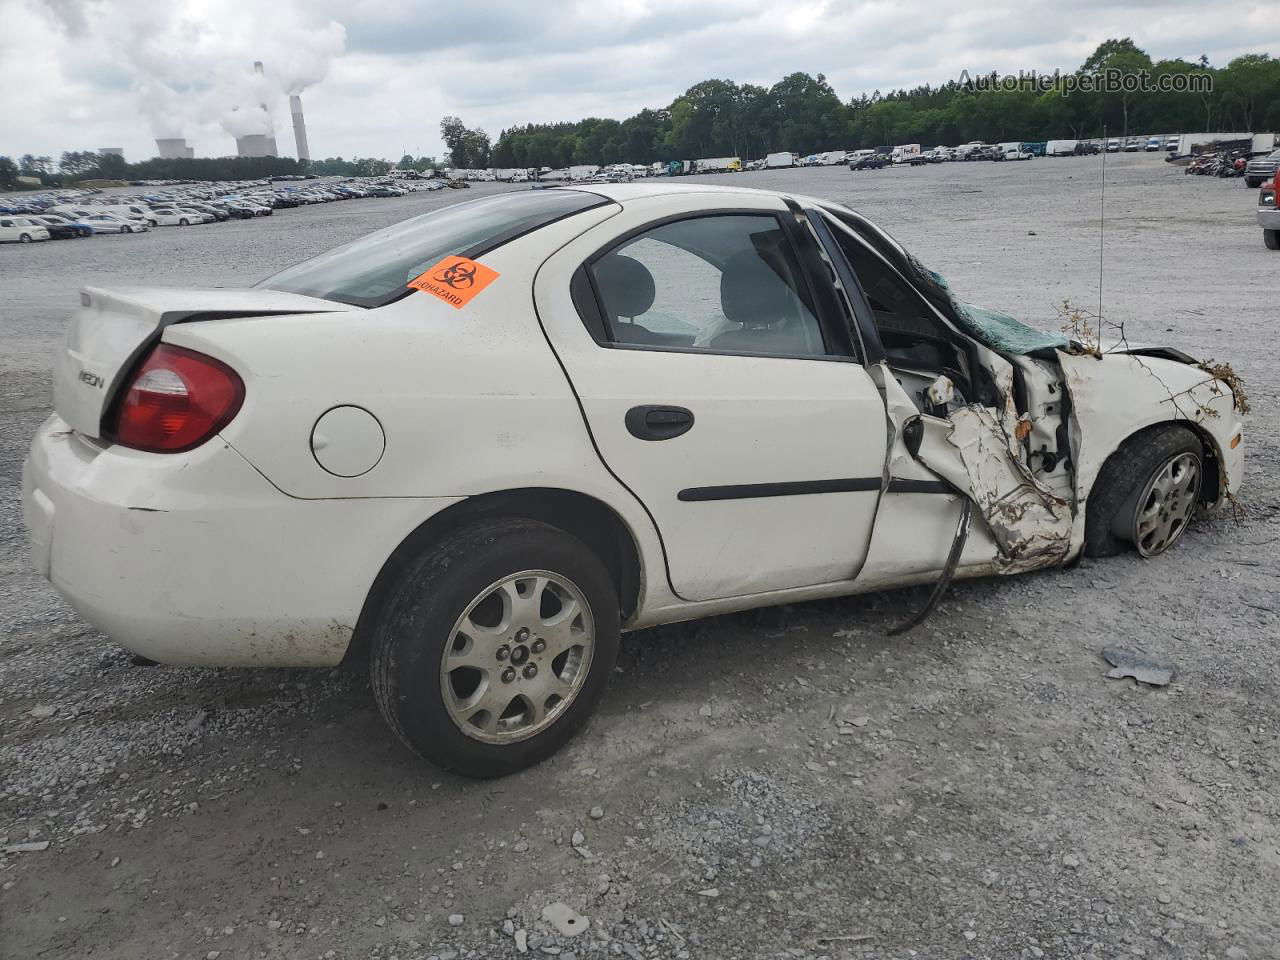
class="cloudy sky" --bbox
[1,0,1275,162]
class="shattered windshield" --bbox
[911,262,1070,356]
[258,189,609,308]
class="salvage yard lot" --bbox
[2,155,1277,959]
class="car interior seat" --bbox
[709,250,816,355]
[595,254,663,344]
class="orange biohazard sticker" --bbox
[407,255,500,308]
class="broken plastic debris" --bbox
[1101,647,1176,687]
[541,902,588,937]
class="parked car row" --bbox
[1104,135,1180,152]
[0,175,455,245]
[737,134,1185,175]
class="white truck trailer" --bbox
[891,144,922,164]
[693,157,743,173]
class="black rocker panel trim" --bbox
[677,476,955,501]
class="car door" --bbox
[807,205,1073,573]
[533,193,888,602]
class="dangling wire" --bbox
[888,498,974,636]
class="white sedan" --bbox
[0,215,51,243]
[23,184,1246,777]
[81,213,149,234]
[144,207,200,227]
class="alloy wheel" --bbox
[440,570,594,744]
[1132,452,1201,557]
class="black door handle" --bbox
[625,405,695,441]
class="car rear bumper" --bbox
[22,415,462,667]
[1257,209,1280,230]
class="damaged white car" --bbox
[23,184,1245,777]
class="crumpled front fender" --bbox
[1057,349,1241,504]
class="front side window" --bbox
[260,189,609,308]
[586,214,826,358]
[825,219,977,398]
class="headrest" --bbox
[596,254,655,319]
[720,250,798,327]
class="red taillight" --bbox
[112,343,244,452]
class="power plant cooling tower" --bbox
[235,134,277,158]
[155,138,193,159]
[234,60,279,158]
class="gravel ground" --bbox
[2,156,1277,960]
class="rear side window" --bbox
[583,214,827,358]
[259,190,609,308]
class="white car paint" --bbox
[0,216,51,242]
[23,183,1246,674]
[81,214,149,234]
[533,190,885,600]
[144,208,196,226]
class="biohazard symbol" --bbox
[407,255,500,308]
[434,261,477,289]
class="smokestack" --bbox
[290,95,311,161]
[249,61,278,156]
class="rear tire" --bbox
[1265,229,1280,250]
[370,519,620,778]
[1084,425,1203,558]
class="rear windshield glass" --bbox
[258,189,608,308]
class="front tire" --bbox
[1265,229,1280,250]
[370,519,620,778]
[1084,425,1203,558]
[19,233,31,243]
[121,225,131,233]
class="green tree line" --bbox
[485,41,1278,169]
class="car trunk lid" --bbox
[54,286,345,439]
